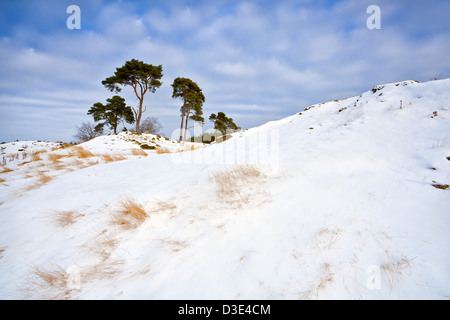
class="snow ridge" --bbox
[0,79,449,299]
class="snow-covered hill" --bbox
[0,79,449,299]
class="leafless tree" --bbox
[74,122,103,142]
[140,117,162,135]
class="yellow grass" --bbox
[156,147,170,154]
[25,172,53,191]
[31,150,47,162]
[381,256,415,293]
[212,165,266,207]
[113,197,148,229]
[27,260,123,299]
[131,149,148,156]
[0,167,13,174]
[0,178,5,184]
[102,154,127,162]
[28,264,71,300]
[47,153,66,163]
[50,211,84,228]
[156,144,201,154]
[70,146,95,159]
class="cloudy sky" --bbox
[1,0,449,142]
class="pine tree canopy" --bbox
[209,112,240,135]
[88,95,135,134]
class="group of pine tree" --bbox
[86,59,240,142]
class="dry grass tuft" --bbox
[0,247,5,259]
[81,260,124,282]
[431,183,449,190]
[86,233,119,262]
[25,172,53,191]
[47,153,66,164]
[131,149,148,156]
[0,177,5,184]
[212,165,267,208]
[148,200,177,215]
[49,211,84,228]
[101,154,127,162]
[0,166,13,174]
[156,144,201,154]
[31,150,47,162]
[25,260,123,299]
[156,147,170,154]
[300,263,335,300]
[113,197,148,229]
[381,256,415,293]
[27,264,72,300]
[70,147,95,159]
[313,228,342,250]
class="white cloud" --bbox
[1,0,450,142]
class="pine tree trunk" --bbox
[179,106,185,141]
[179,89,187,141]
[136,98,143,133]
[183,106,190,142]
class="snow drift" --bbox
[0,79,449,299]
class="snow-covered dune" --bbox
[0,79,449,299]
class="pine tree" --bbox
[88,96,135,134]
[209,112,240,136]
[102,59,163,133]
[171,77,205,141]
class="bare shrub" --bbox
[74,122,103,142]
[140,117,162,135]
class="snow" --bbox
[0,79,449,299]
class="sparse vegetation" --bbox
[381,256,415,293]
[74,122,103,142]
[70,147,95,159]
[431,183,449,190]
[49,211,84,228]
[113,197,148,229]
[212,165,267,208]
[140,144,156,150]
[131,148,148,156]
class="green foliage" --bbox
[209,112,240,135]
[102,59,163,133]
[88,95,135,134]
[102,59,163,94]
[172,77,205,141]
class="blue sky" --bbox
[1,0,449,142]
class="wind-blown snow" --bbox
[0,79,449,299]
